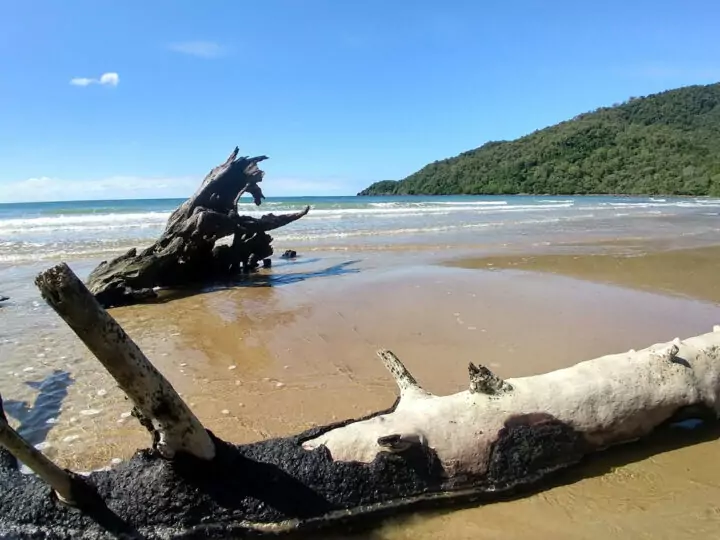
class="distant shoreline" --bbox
[356,192,713,198]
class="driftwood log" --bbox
[86,147,310,307]
[1,263,720,539]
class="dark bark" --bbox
[85,147,310,307]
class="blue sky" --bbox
[1,0,719,202]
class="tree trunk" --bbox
[1,264,719,538]
[85,147,310,307]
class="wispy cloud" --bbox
[167,40,227,58]
[0,175,196,203]
[70,72,120,87]
[0,175,353,203]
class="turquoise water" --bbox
[1,195,720,263]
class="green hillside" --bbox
[358,83,720,197]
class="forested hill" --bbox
[358,83,720,197]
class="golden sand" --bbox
[2,247,720,538]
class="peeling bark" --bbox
[85,147,310,307]
[1,264,720,538]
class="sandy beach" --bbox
[2,236,720,539]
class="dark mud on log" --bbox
[85,147,310,308]
[2,408,718,540]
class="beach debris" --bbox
[281,249,298,259]
[83,147,310,308]
[2,262,720,538]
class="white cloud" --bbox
[70,72,120,87]
[167,40,226,58]
[99,72,120,86]
[0,175,354,203]
[69,77,94,87]
[0,175,197,203]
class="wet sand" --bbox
[448,244,720,304]
[1,247,720,538]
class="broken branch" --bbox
[34,263,215,460]
[0,393,76,504]
[468,362,513,394]
[377,349,430,400]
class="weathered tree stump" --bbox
[85,147,310,307]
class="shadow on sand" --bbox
[3,369,74,447]
[144,260,362,305]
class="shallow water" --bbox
[2,194,720,262]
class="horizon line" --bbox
[0,193,363,205]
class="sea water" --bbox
[2,195,720,263]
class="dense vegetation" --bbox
[359,83,720,197]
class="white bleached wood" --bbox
[304,328,720,477]
[377,349,432,401]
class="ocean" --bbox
[2,194,720,264]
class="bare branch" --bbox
[35,263,215,460]
[0,393,76,504]
[377,349,430,399]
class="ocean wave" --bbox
[424,200,509,206]
[605,199,720,209]
[0,203,579,233]
[368,201,510,208]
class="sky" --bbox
[1,0,719,202]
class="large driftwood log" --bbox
[86,147,310,307]
[1,263,719,539]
